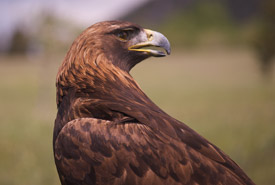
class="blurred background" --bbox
[0,0,274,184]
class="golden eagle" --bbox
[54,21,255,185]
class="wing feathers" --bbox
[54,117,250,185]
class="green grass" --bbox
[0,48,274,185]
[0,56,60,185]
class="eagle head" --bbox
[65,21,170,71]
[85,21,170,71]
[56,21,170,106]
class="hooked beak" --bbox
[128,29,171,57]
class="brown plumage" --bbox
[53,20,255,185]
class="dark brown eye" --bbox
[115,29,134,41]
[117,31,129,40]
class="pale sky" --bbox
[0,0,149,46]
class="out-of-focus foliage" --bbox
[8,28,30,54]
[254,0,275,76]
[34,14,81,54]
[5,14,80,56]
[160,1,237,47]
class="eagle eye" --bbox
[115,29,134,41]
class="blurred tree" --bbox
[158,0,238,48]
[225,0,260,22]
[254,0,275,77]
[34,13,81,55]
[5,13,80,57]
[8,28,29,55]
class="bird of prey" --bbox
[53,21,255,185]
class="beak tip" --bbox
[166,49,171,55]
[164,45,171,56]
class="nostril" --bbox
[148,34,153,41]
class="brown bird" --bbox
[53,21,255,185]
